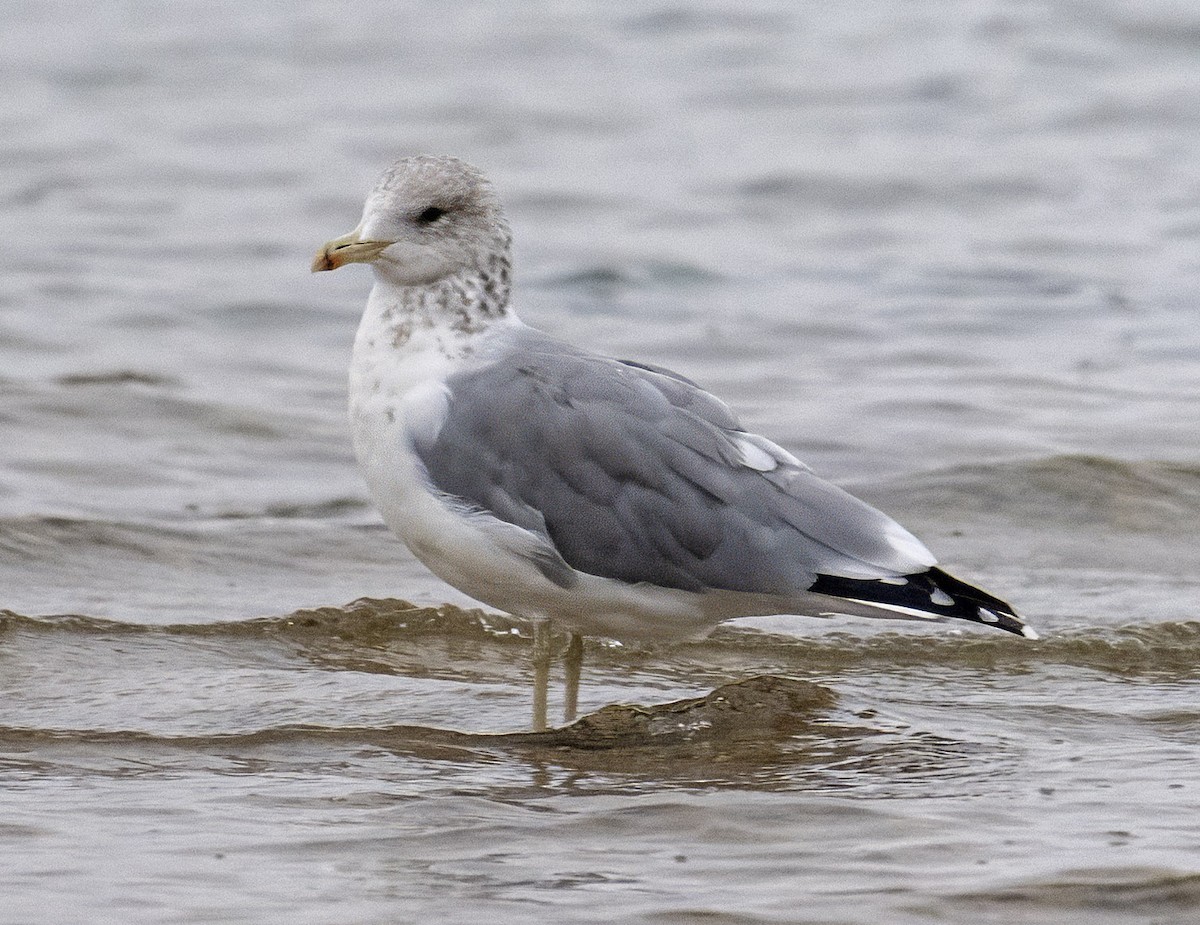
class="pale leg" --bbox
[563,633,584,724]
[531,619,552,732]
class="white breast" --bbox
[348,289,556,610]
[349,287,463,542]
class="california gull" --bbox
[313,155,1037,730]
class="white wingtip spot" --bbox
[929,588,955,606]
[1021,625,1040,640]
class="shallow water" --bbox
[3,1,1200,923]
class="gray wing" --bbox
[410,337,934,596]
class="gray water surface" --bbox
[3,2,1200,923]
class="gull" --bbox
[313,155,1037,730]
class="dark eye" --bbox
[416,206,446,224]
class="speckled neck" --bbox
[369,251,513,351]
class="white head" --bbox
[313,155,512,291]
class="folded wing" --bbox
[410,332,937,597]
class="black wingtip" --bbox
[809,566,1038,639]
[922,567,1037,638]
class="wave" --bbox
[0,672,996,794]
[7,599,1183,787]
[941,869,1200,919]
[0,674,833,750]
[5,598,1200,678]
[875,454,1200,529]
